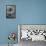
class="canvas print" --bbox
[6,5,16,18]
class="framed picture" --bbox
[6,5,16,19]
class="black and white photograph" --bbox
[6,5,16,18]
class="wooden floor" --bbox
[19,40,46,46]
[0,40,46,46]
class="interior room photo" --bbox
[0,0,46,46]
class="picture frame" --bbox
[6,5,16,19]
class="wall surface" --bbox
[0,0,46,45]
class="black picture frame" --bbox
[6,5,16,19]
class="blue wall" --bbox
[0,0,46,44]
